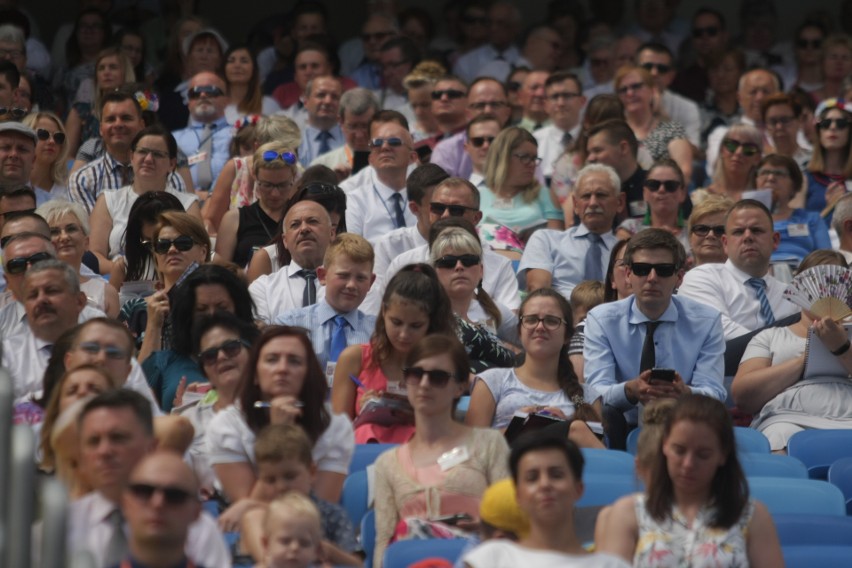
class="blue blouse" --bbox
[772,208,832,263]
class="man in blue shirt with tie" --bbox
[584,229,726,449]
[296,75,345,166]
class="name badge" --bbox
[385,381,407,396]
[787,223,810,237]
[493,197,513,210]
[437,445,470,471]
[325,362,336,387]
[629,200,647,217]
[188,151,208,165]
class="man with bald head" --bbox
[172,71,233,195]
[249,199,336,323]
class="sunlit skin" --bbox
[198,326,248,405]
[464,120,501,174]
[282,201,334,269]
[65,323,133,385]
[96,54,124,90]
[662,419,727,497]
[257,336,309,402]
[610,246,633,299]
[722,207,780,277]
[154,225,208,286]
[23,269,86,342]
[515,448,584,524]
[58,368,112,413]
[33,117,65,173]
[572,171,624,234]
[626,248,684,321]
[99,100,144,158]
[262,509,322,568]
[49,212,88,267]
[0,133,35,183]
[255,458,314,502]
[405,353,465,418]
[434,246,483,317]
[689,212,727,265]
[519,296,569,360]
[317,257,375,314]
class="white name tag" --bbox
[325,362,336,387]
[437,445,470,471]
[787,223,810,237]
[385,381,407,396]
[188,151,208,165]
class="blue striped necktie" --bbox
[746,277,775,325]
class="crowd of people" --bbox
[3,0,852,567]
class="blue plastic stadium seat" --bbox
[827,456,852,515]
[749,477,846,516]
[773,514,852,546]
[361,509,376,568]
[349,443,397,474]
[782,545,852,568]
[576,474,638,507]
[739,453,808,479]
[581,448,636,477]
[341,470,369,527]
[383,538,469,568]
[787,429,852,479]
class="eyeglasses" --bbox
[519,314,568,330]
[0,48,23,59]
[640,62,672,74]
[256,179,294,192]
[797,38,822,49]
[512,153,541,166]
[36,129,66,144]
[756,168,790,179]
[817,118,850,130]
[369,137,404,149]
[262,150,297,164]
[690,224,725,237]
[187,85,224,99]
[721,139,760,156]
[5,251,52,274]
[629,262,678,277]
[547,92,581,102]
[198,338,250,366]
[151,236,196,254]
[643,179,681,193]
[468,101,508,111]
[468,136,495,148]
[692,26,720,38]
[434,254,481,269]
[402,367,457,388]
[0,107,26,119]
[431,89,466,100]
[507,81,521,93]
[616,82,645,95]
[134,147,170,160]
[429,202,477,217]
[766,116,795,127]
[77,341,129,360]
[127,483,196,506]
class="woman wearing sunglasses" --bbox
[373,334,510,568]
[466,288,604,449]
[686,194,733,266]
[23,112,71,203]
[614,65,693,184]
[616,159,691,256]
[693,124,763,206]
[89,125,201,276]
[215,143,297,267]
[804,98,852,219]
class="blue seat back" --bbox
[349,444,397,474]
[383,538,468,568]
[581,448,636,477]
[341,470,369,527]
[788,430,852,479]
[739,453,808,479]
[576,474,638,507]
[773,514,852,546]
[783,545,852,568]
[361,509,376,568]
[827,456,852,515]
[749,477,846,516]
[626,426,769,456]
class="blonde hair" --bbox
[569,280,605,314]
[264,491,322,544]
[614,64,666,119]
[36,200,91,236]
[93,47,137,119]
[255,114,301,149]
[687,194,734,235]
[484,127,540,203]
[22,112,70,186]
[636,398,677,472]
[323,233,374,269]
[254,424,313,467]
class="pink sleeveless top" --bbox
[354,343,416,444]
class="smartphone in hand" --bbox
[650,368,676,383]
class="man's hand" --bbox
[625,370,687,404]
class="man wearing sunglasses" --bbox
[535,71,586,183]
[679,199,798,340]
[584,229,726,449]
[670,8,729,104]
[172,71,232,196]
[69,391,228,568]
[296,75,344,167]
[430,76,469,140]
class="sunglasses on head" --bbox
[77,341,129,360]
[262,150,297,164]
[431,89,466,100]
[691,224,725,237]
[469,136,495,148]
[817,118,850,130]
[403,367,458,388]
[369,137,404,149]
[0,107,26,119]
[643,179,681,193]
[429,202,476,217]
[692,26,720,38]
[722,139,760,156]
[519,314,567,330]
[151,235,196,254]
[434,253,480,269]
[640,62,672,74]
[629,262,678,277]
[36,129,66,144]
[127,482,196,506]
[303,182,340,196]
[187,85,224,99]
[5,251,52,274]
[198,338,249,366]
[797,38,822,49]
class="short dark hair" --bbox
[379,35,421,67]
[587,119,639,157]
[693,7,726,30]
[509,433,585,482]
[468,76,508,98]
[99,85,143,116]
[623,227,687,269]
[131,124,178,160]
[545,70,582,93]
[370,109,409,131]
[727,199,773,227]
[431,177,480,209]
[465,113,502,138]
[756,154,804,196]
[79,389,154,436]
[0,185,36,204]
[406,163,450,205]
[637,41,674,63]
[428,215,478,245]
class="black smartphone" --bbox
[434,513,473,525]
[650,368,676,383]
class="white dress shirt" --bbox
[248,260,327,324]
[453,44,522,84]
[534,124,581,180]
[0,301,105,340]
[372,225,427,278]
[677,259,799,340]
[67,491,230,568]
[344,168,418,244]
[661,90,701,147]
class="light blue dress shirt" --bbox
[583,295,726,424]
[275,299,376,369]
[297,124,345,167]
[172,117,232,190]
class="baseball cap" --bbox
[479,478,530,538]
[0,121,37,144]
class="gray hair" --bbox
[0,24,25,50]
[429,227,483,263]
[339,88,380,119]
[2,231,54,254]
[26,259,80,295]
[36,200,91,236]
[575,163,622,195]
[255,114,301,149]
[304,75,341,99]
[833,193,852,233]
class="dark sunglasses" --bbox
[817,118,850,130]
[302,182,340,196]
[262,150,297,164]
[0,207,36,221]
[431,89,466,100]
[616,81,645,95]
[187,85,224,99]
[0,107,26,119]
[434,254,480,269]
[797,38,822,49]
[507,81,521,93]
[469,136,495,148]
[403,367,458,388]
[629,262,678,277]
[151,236,196,254]
[430,202,477,217]
[644,179,681,193]
[198,338,249,366]
[722,139,760,156]
[691,224,725,237]
[36,129,66,144]
[692,26,720,38]
[6,251,52,274]
[77,341,129,360]
[640,62,672,74]
[369,137,404,148]
[127,482,196,506]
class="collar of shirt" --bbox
[285,259,307,279]
[316,298,360,327]
[305,123,343,143]
[627,295,678,325]
[189,117,228,130]
[103,151,129,173]
[87,490,119,522]
[469,172,484,187]
[724,258,768,285]
[371,168,408,197]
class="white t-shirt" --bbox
[463,540,630,568]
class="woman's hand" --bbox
[826,181,847,209]
[358,389,383,413]
[146,290,170,327]
[268,395,304,425]
[172,376,187,410]
[813,317,849,352]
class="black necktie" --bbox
[390,193,406,228]
[640,321,661,373]
[317,130,332,155]
[299,269,317,307]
